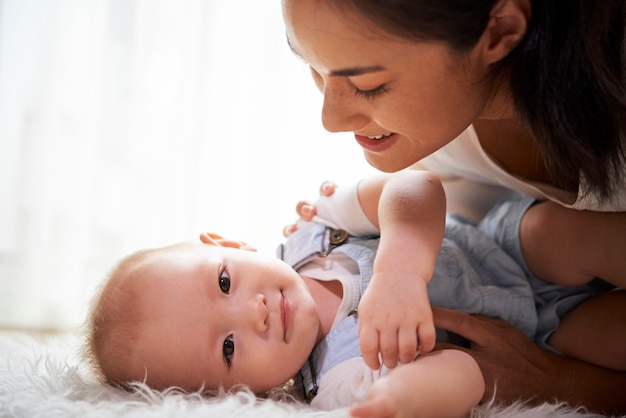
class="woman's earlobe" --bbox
[481,0,531,63]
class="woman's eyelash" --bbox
[354,84,388,99]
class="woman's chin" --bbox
[363,151,416,173]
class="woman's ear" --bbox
[199,232,257,252]
[477,0,530,65]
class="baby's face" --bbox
[123,243,320,392]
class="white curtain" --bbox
[0,0,378,329]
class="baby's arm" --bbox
[350,349,484,418]
[356,171,446,370]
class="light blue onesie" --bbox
[277,196,613,407]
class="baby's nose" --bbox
[252,293,268,333]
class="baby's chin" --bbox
[246,372,301,395]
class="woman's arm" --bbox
[350,349,484,418]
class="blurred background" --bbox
[0,0,378,330]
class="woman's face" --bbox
[283,0,495,172]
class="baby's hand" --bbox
[283,181,336,237]
[350,373,412,418]
[357,272,435,370]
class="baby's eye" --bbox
[218,268,231,294]
[223,335,235,366]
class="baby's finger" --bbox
[295,201,316,221]
[379,327,399,369]
[319,181,337,196]
[397,327,418,364]
[417,322,436,355]
[359,328,381,370]
[282,224,297,238]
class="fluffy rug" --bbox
[0,331,616,418]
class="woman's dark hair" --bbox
[339,0,626,202]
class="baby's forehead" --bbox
[125,242,266,287]
[137,242,207,267]
[123,242,223,284]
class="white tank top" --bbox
[417,125,626,212]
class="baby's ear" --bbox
[199,232,257,252]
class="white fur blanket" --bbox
[0,331,614,418]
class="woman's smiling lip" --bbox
[354,133,399,152]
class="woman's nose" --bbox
[320,82,369,133]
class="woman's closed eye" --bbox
[223,335,235,367]
[354,84,388,99]
[218,267,231,294]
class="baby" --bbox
[84,171,622,418]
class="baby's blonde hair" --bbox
[81,248,156,387]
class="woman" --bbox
[281,0,626,414]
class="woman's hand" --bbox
[432,306,626,415]
[432,307,558,404]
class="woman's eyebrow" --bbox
[329,66,385,77]
[286,36,385,77]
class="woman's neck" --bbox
[473,118,551,184]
